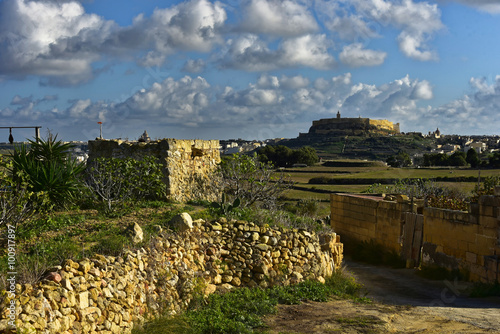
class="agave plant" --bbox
[9,133,86,209]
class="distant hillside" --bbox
[281,134,436,161]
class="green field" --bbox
[281,161,500,201]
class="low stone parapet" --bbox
[0,217,342,333]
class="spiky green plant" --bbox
[9,133,85,209]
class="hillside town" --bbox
[1,117,499,165]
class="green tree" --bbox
[387,151,412,167]
[423,153,459,167]
[9,134,85,209]
[489,151,500,167]
[258,145,318,167]
[448,151,467,167]
[292,146,319,166]
[466,148,481,168]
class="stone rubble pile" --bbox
[0,215,343,334]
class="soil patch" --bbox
[264,260,500,333]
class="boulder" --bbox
[168,212,193,232]
[44,272,62,283]
[130,223,144,244]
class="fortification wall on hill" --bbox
[301,117,399,138]
[87,139,220,202]
[0,219,343,333]
[369,119,400,133]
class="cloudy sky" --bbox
[1,0,499,142]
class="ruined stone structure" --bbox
[87,139,220,202]
[0,218,343,333]
[299,112,400,138]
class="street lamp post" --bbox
[97,122,103,139]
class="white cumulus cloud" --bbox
[440,0,500,14]
[339,43,387,67]
[135,0,226,66]
[429,75,500,134]
[315,0,444,61]
[0,0,111,84]
[220,34,335,71]
[182,59,207,73]
[0,0,227,83]
[280,35,335,69]
[240,0,318,37]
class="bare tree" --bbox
[218,153,292,208]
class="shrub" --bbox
[365,178,469,211]
[284,198,321,218]
[471,176,500,202]
[0,155,39,229]
[9,133,85,209]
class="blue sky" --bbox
[0,0,499,142]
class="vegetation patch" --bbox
[132,270,368,334]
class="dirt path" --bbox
[264,260,500,333]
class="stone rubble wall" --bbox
[0,218,343,334]
[87,139,221,202]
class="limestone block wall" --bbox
[422,192,500,283]
[0,219,342,334]
[330,190,500,283]
[369,119,400,133]
[87,139,221,202]
[330,193,411,253]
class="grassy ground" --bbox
[131,269,368,334]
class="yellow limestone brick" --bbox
[465,251,477,264]
[477,226,498,239]
[480,205,494,217]
[472,234,497,256]
[480,216,498,229]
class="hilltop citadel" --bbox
[299,111,400,138]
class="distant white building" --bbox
[225,147,243,155]
[435,144,460,154]
[465,142,487,154]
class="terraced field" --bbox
[281,161,499,201]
